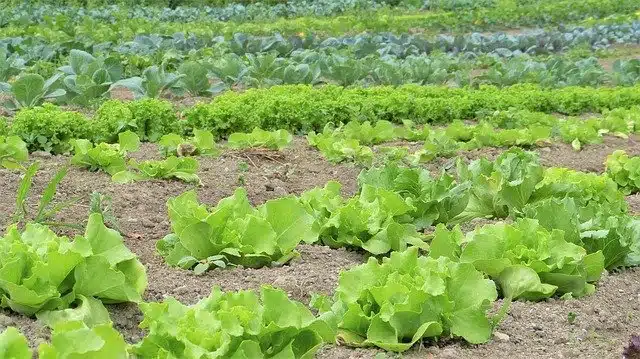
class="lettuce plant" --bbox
[131,286,335,358]
[605,150,640,195]
[158,188,317,272]
[36,295,129,358]
[158,129,219,157]
[0,327,31,358]
[308,184,427,255]
[306,133,373,165]
[430,219,604,300]
[71,131,140,175]
[0,214,146,316]
[358,164,470,229]
[453,148,543,223]
[0,136,28,170]
[228,128,293,150]
[319,247,498,352]
[112,156,201,184]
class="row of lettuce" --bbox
[1,145,640,355]
[3,51,640,108]
[2,84,640,152]
[1,0,637,40]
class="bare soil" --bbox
[0,137,639,358]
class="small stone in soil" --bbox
[494,331,510,342]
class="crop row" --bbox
[1,0,638,40]
[3,20,640,64]
[3,84,640,153]
[306,107,640,164]
[1,144,639,355]
[4,50,640,109]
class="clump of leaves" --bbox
[112,156,201,185]
[0,135,28,170]
[0,73,66,110]
[158,188,317,272]
[430,219,604,301]
[314,247,499,352]
[70,131,140,175]
[158,129,219,157]
[301,182,427,255]
[130,286,335,358]
[228,128,293,150]
[307,132,373,165]
[605,150,640,195]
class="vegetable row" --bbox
[307,107,640,164]
[4,51,640,107]
[1,0,637,40]
[4,85,640,153]
[3,21,640,66]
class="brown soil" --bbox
[0,136,639,358]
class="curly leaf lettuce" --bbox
[36,296,128,359]
[0,223,84,315]
[158,188,318,271]
[328,247,497,352]
[430,219,604,300]
[130,286,335,359]
[358,164,470,229]
[73,213,147,303]
[0,327,32,358]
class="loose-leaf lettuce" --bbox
[0,135,28,170]
[316,184,427,255]
[73,213,147,304]
[158,188,318,271]
[71,131,140,175]
[358,164,470,229]
[453,148,542,223]
[130,286,336,359]
[112,156,201,184]
[605,150,640,195]
[0,327,32,358]
[430,219,604,300]
[158,129,219,158]
[0,223,84,315]
[324,247,498,352]
[36,295,128,359]
[228,128,293,150]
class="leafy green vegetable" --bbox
[358,164,470,229]
[113,156,201,184]
[313,184,427,255]
[523,197,638,270]
[0,213,145,316]
[59,50,123,106]
[158,129,219,157]
[324,247,498,351]
[307,133,373,165]
[0,135,28,170]
[131,286,335,358]
[0,327,32,359]
[430,219,604,300]
[73,213,147,304]
[605,150,640,195]
[228,128,293,150]
[37,295,128,358]
[71,131,140,175]
[453,148,543,223]
[0,73,66,110]
[532,167,627,212]
[0,221,84,315]
[158,188,317,271]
